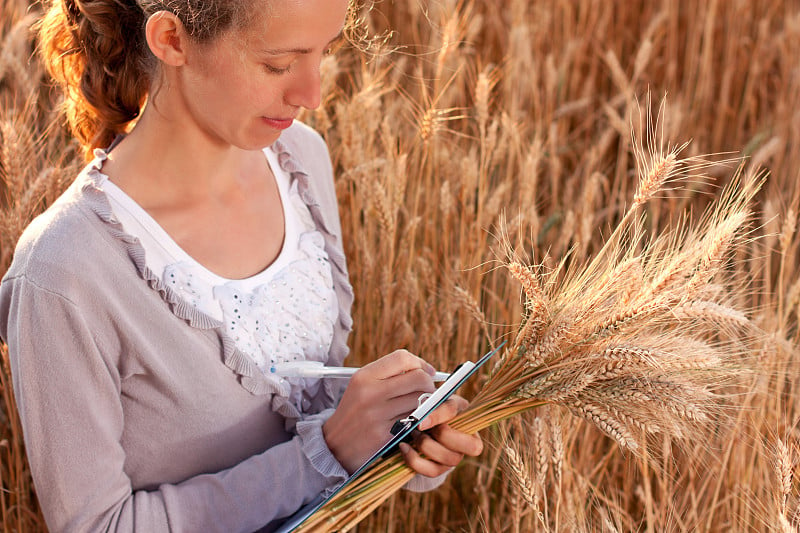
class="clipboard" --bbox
[275,341,505,532]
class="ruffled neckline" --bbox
[75,136,352,422]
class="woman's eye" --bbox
[264,63,291,75]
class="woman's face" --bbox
[171,0,349,150]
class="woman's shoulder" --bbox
[275,121,333,179]
[273,120,339,213]
[4,163,124,290]
[279,120,329,158]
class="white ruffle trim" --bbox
[163,224,338,413]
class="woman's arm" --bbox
[1,275,347,533]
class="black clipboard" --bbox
[275,342,504,532]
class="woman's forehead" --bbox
[242,0,348,43]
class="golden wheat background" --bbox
[2,0,800,531]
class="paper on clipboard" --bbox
[275,341,505,532]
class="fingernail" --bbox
[399,442,411,453]
[424,362,435,376]
[419,419,430,431]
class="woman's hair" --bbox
[37,0,248,159]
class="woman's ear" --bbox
[145,11,189,67]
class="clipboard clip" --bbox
[389,359,480,437]
[387,392,431,436]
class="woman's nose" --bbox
[286,63,322,110]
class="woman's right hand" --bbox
[322,350,437,473]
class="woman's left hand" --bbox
[397,395,483,478]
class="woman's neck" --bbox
[102,104,265,211]
[97,102,285,280]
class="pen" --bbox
[269,361,451,381]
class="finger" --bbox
[367,390,444,430]
[398,442,452,479]
[427,424,484,457]
[373,350,432,380]
[361,350,435,380]
[380,368,436,400]
[378,392,434,423]
[412,432,464,468]
[418,395,469,431]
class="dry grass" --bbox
[2,0,800,532]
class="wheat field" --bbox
[2,0,800,531]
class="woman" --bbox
[0,0,483,531]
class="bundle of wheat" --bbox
[291,116,762,532]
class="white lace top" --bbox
[102,147,338,413]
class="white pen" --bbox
[270,361,451,381]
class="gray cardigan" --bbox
[0,123,370,532]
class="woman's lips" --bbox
[262,117,295,130]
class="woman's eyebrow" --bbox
[260,32,343,55]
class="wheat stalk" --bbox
[503,444,539,509]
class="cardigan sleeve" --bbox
[0,274,347,533]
